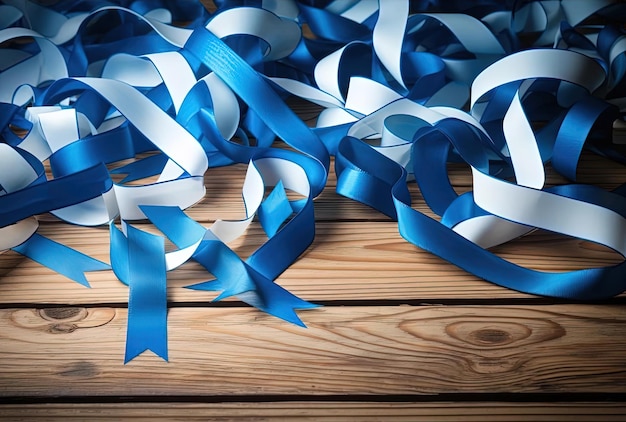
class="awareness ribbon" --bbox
[0,0,625,362]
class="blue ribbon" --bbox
[141,202,318,327]
[110,222,168,363]
[183,26,330,195]
[2,0,626,365]
[336,124,626,300]
[12,233,110,287]
[0,162,112,228]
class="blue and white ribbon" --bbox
[1,0,625,362]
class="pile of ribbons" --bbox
[1,0,625,362]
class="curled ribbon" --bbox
[1,0,625,362]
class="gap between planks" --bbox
[4,151,620,304]
[1,401,626,421]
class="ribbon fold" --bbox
[1,0,625,363]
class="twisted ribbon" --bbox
[1,0,625,362]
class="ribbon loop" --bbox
[2,0,626,364]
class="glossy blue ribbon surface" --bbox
[1,0,625,362]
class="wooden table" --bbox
[1,1,626,417]
[1,100,625,419]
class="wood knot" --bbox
[469,328,511,345]
[37,308,89,334]
[39,307,87,322]
[445,321,532,348]
[47,323,78,334]
[10,308,116,335]
[399,311,566,375]
[400,310,566,351]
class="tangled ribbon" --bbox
[1,0,625,362]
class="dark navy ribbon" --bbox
[0,161,112,229]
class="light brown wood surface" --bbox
[1,2,625,415]
[2,116,625,419]
[1,305,625,397]
[1,153,624,305]
[2,115,626,420]
[2,221,623,305]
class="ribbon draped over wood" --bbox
[1,0,625,362]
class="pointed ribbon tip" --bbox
[111,224,169,363]
[12,233,110,288]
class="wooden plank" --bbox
[1,305,625,397]
[0,221,621,304]
[34,152,626,225]
[104,159,448,224]
[35,159,451,224]
[6,150,620,305]
[1,402,625,421]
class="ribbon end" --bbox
[212,287,250,302]
[185,278,220,291]
[289,313,307,328]
[271,306,308,327]
[12,234,110,288]
[212,291,231,302]
[73,274,92,288]
[258,180,294,238]
[275,299,321,327]
[71,259,110,287]
[124,347,169,364]
[238,289,318,327]
[124,347,146,364]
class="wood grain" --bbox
[0,221,621,304]
[7,133,623,306]
[13,149,622,306]
[39,152,626,224]
[4,42,626,413]
[1,402,625,421]
[162,151,626,224]
[3,2,626,413]
[1,305,625,397]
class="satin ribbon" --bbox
[140,148,321,327]
[1,0,625,363]
[110,222,168,363]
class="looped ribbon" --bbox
[1,0,626,362]
[335,45,626,299]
